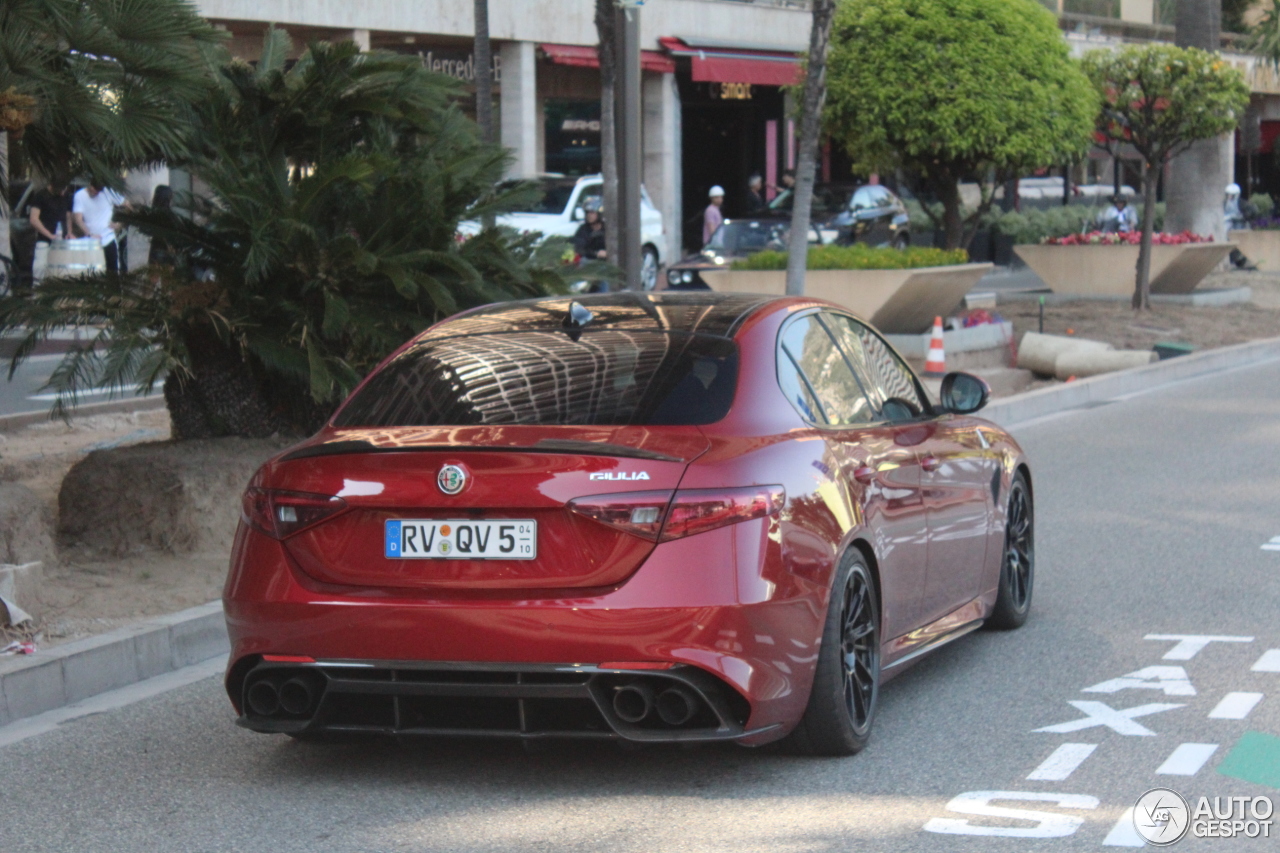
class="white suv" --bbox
[466,175,666,291]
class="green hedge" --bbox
[730,244,970,271]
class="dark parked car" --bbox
[224,291,1034,756]
[770,183,911,249]
[665,217,821,290]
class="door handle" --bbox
[853,466,875,485]
[921,456,942,473]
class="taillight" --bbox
[568,486,784,542]
[567,490,674,541]
[660,486,785,542]
[242,488,347,540]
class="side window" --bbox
[821,313,886,412]
[778,315,875,426]
[870,187,895,208]
[830,314,927,420]
[778,348,826,424]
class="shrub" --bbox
[731,244,969,271]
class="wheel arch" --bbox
[846,537,882,617]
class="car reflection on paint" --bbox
[223,291,1034,756]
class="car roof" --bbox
[424,292,782,340]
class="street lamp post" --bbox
[613,1,642,290]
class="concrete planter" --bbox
[699,263,993,334]
[1013,243,1233,297]
[1229,230,1280,272]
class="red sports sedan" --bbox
[224,292,1033,756]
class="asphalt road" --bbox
[2,357,1279,852]
[0,352,151,417]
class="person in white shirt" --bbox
[1097,194,1137,234]
[72,182,128,272]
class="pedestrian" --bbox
[27,176,73,283]
[147,185,177,267]
[1097,194,1137,234]
[71,181,128,272]
[703,186,725,246]
[573,197,608,261]
[746,174,766,215]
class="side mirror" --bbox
[939,372,990,415]
[571,207,584,222]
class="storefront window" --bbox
[545,99,602,176]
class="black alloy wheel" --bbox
[787,552,880,756]
[988,471,1034,630]
[840,563,879,734]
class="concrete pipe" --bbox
[1054,349,1157,380]
[1017,332,1112,376]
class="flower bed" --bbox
[731,244,969,271]
[1043,230,1212,246]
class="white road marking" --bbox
[1026,743,1097,781]
[923,791,1098,838]
[1252,649,1280,672]
[0,655,226,749]
[1208,691,1264,719]
[1263,544,1280,552]
[1144,634,1253,660]
[1033,701,1184,736]
[1083,666,1196,696]
[1156,743,1218,776]
[1103,808,1145,847]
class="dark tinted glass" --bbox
[499,179,578,214]
[705,221,789,253]
[334,331,738,427]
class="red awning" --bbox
[658,37,801,87]
[540,43,677,75]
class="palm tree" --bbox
[1,30,592,437]
[0,0,219,265]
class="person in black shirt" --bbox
[29,180,72,242]
[573,198,607,261]
[745,174,766,215]
[28,179,73,282]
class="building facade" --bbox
[196,0,815,258]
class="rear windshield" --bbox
[333,331,738,427]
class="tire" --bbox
[987,471,1034,630]
[786,551,880,756]
[640,246,660,291]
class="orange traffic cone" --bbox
[924,316,946,376]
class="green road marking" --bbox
[1216,731,1280,789]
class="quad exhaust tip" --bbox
[247,679,281,717]
[246,672,320,719]
[655,686,698,726]
[279,678,315,716]
[612,683,656,723]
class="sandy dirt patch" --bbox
[998,269,1280,353]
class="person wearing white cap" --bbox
[703,185,725,246]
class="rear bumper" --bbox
[234,659,779,743]
[224,520,827,745]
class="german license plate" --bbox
[384,519,537,560]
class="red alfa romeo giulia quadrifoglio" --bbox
[224,292,1033,756]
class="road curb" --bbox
[0,396,167,433]
[982,334,1280,428]
[0,601,227,727]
